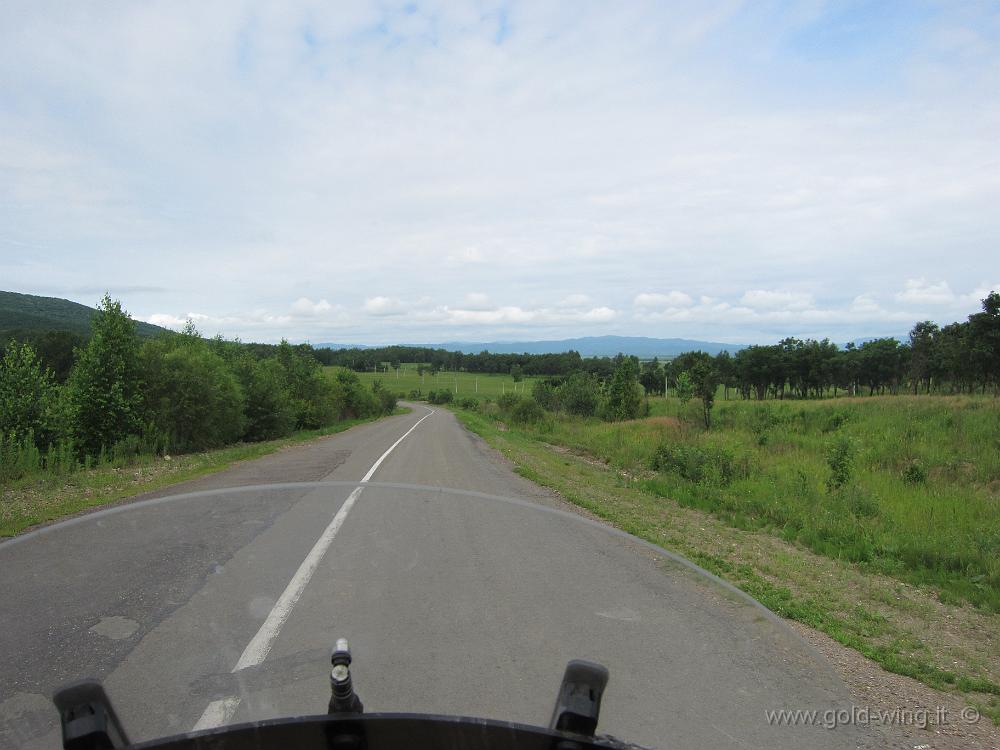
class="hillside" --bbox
[0,290,168,338]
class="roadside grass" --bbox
[452,401,1000,723]
[516,395,1000,612]
[324,364,537,399]
[0,407,409,538]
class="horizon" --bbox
[2,3,998,343]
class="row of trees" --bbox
[1,296,394,481]
[319,294,1000,397]
[480,294,1000,430]
[635,293,1000,402]
[318,345,620,379]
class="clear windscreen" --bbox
[1,482,870,749]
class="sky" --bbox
[1,1,998,346]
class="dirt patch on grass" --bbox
[641,415,682,428]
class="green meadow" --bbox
[324,364,539,399]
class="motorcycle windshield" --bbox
[2,481,868,750]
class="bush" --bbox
[826,435,855,491]
[532,379,560,411]
[601,359,642,421]
[496,392,521,412]
[510,398,545,425]
[427,389,453,405]
[334,369,378,419]
[558,372,600,417]
[457,397,479,411]
[902,459,927,484]
[141,335,245,452]
[750,404,778,446]
[407,389,423,400]
[651,439,753,486]
[371,380,397,415]
[234,356,297,441]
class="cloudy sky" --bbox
[2,1,998,345]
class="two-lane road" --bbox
[0,405,883,749]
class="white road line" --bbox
[192,696,242,731]
[192,408,433,731]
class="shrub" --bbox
[902,459,927,485]
[407,389,423,399]
[235,357,297,441]
[602,359,643,421]
[532,379,560,411]
[750,404,777,446]
[371,380,397,415]
[427,389,453,405]
[826,435,855,491]
[457,397,479,411]
[510,398,545,425]
[335,369,378,419]
[496,393,520,412]
[558,372,600,417]
[141,335,245,452]
[651,439,753,486]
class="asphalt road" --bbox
[0,405,888,749]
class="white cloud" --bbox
[580,306,617,322]
[740,290,815,310]
[958,283,999,307]
[633,291,694,308]
[362,296,406,316]
[147,313,189,330]
[895,278,955,305]
[291,297,333,316]
[3,2,999,344]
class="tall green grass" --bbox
[502,395,1000,611]
[324,365,537,399]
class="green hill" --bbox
[0,290,168,339]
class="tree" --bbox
[0,341,56,443]
[690,360,720,428]
[602,357,643,421]
[674,371,694,403]
[67,295,143,457]
[908,321,940,394]
[968,292,1000,394]
[639,357,665,396]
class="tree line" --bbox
[469,293,1000,430]
[0,296,395,483]
[316,345,620,379]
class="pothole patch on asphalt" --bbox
[89,616,139,640]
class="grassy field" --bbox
[0,408,408,538]
[451,394,1000,721]
[324,364,538,398]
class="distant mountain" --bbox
[319,335,744,357]
[0,290,169,339]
